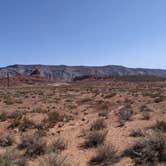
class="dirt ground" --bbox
[0,79,166,166]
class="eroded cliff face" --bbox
[0,64,166,82]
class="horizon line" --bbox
[0,64,166,70]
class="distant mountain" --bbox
[0,64,166,82]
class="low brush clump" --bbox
[0,134,14,147]
[0,112,8,122]
[89,144,119,166]
[90,118,106,131]
[124,131,166,166]
[81,130,108,149]
[118,104,133,126]
[142,112,150,120]
[9,117,35,132]
[39,154,71,166]
[0,150,27,166]
[95,101,109,111]
[151,120,166,132]
[18,133,47,157]
[7,111,23,120]
[124,121,166,165]
[129,128,144,137]
[98,110,109,118]
[33,107,48,113]
[51,138,67,153]
[0,152,13,166]
[47,111,64,125]
[140,105,153,112]
[4,96,15,105]
[81,118,108,149]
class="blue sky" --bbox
[0,0,166,68]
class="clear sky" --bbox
[0,0,166,68]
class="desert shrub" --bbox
[66,104,77,110]
[81,131,107,148]
[89,144,119,166]
[18,134,33,150]
[140,105,153,112]
[8,116,22,129]
[3,95,15,105]
[33,107,47,113]
[0,112,8,122]
[0,150,26,166]
[18,134,46,157]
[47,112,63,124]
[8,115,34,132]
[151,120,166,133]
[0,134,13,147]
[14,158,27,166]
[51,138,67,153]
[34,122,47,136]
[7,111,23,120]
[98,111,109,117]
[39,154,71,166]
[25,140,46,157]
[18,117,35,132]
[35,128,47,137]
[90,119,106,131]
[129,129,144,137]
[118,104,133,126]
[142,112,150,120]
[96,101,109,111]
[124,131,166,166]
[0,153,12,166]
